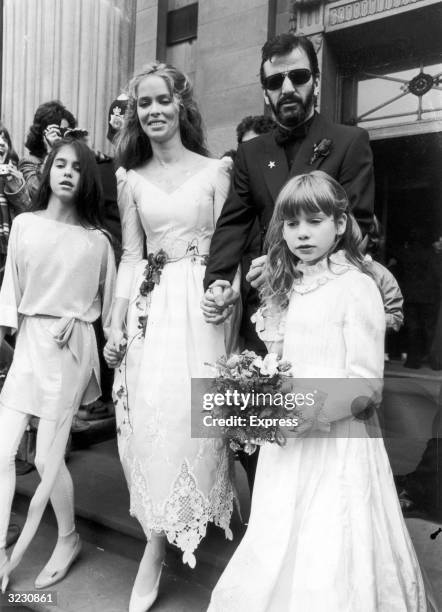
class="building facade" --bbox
[1,0,440,249]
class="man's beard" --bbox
[269,87,315,128]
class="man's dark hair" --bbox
[260,34,320,87]
[236,115,277,143]
[25,100,76,159]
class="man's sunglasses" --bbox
[263,68,312,91]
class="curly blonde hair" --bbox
[115,62,209,169]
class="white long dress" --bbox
[209,252,434,611]
[114,159,235,567]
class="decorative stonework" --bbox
[327,0,425,28]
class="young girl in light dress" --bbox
[209,171,436,611]
[0,138,116,592]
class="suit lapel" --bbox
[289,113,331,177]
[258,133,289,204]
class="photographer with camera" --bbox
[0,125,30,284]
[18,100,77,201]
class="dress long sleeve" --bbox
[252,304,286,356]
[99,236,117,338]
[213,157,233,223]
[0,219,22,331]
[317,274,385,425]
[115,168,144,299]
[204,146,259,289]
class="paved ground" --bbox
[3,360,441,611]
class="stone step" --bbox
[2,514,211,612]
[13,437,250,591]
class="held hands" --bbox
[103,328,127,368]
[201,280,239,325]
[246,255,267,289]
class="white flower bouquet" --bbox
[207,350,298,454]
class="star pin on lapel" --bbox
[268,161,276,169]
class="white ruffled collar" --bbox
[293,250,356,294]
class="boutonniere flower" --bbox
[310,138,332,164]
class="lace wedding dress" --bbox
[113,158,235,567]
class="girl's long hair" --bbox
[32,138,105,231]
[115,62,209,169]
[262,170,366,310]
[0,124,19,165]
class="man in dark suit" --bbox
[203,33,374,310]
[202,33,375,486]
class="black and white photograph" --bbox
[0,0,440,610]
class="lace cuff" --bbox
[251,306,286,343]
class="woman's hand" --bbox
[3,165,25,193]
[201,281,237,325]
[103,328,127,368]
[43,124,63,152]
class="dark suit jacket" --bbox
[204,113,374,289]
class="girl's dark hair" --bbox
[25,100,76,159]
[32,138,105,231]
[0,124,19,165]
[262,170,366,310]
[115,62,209,169]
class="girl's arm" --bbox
[313,275,386,428]
[99,236,117,339]
[0,218,22,334]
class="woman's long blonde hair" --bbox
[261,171,366,310]
[115,62,209,169]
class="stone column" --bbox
[134,0,167,72]
[195,0,270,156]
[2,0,136,157]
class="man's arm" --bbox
[204,145,258,290]
[339,128,374,237]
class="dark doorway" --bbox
[371,132,442,259]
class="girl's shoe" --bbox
[34,534,81,589]
[128,564,163,612]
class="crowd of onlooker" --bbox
[0,99,440,377]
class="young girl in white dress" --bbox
[209,171,435,611]
[0,138,116,592]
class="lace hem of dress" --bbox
[128,453,234,568]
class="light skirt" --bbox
[209,418,436,611]
[114,259,235,567]
[0,314,100,573]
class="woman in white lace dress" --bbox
[104,63,235,612]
